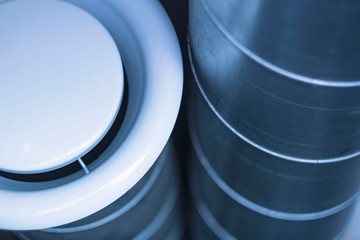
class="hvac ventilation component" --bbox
[188,0,360,160]
[188,148,354,240]
[341,200,360,240]
[187,0,360,238]
[0,0,183,238]
[187,84,357,239]
[188,85,360,213]
[15,143,182,240]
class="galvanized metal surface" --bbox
[340,201,360,240]
[188,144,355,240]
[189,84,360,214]
[188,0,360,160]
[202,0,360,81]
[16,143,183,240]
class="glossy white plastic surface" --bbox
[0,0,124,173]
[0,0,182,230]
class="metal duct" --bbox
[188,84,357,239]
[187,0,360,238]
[188,0,360,159]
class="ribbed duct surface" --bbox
[187,0,360,239]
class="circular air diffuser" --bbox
[0,0,183,231]
[0,0,124,174]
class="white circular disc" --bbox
[0,0,182,230]
[0,0,124,173]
